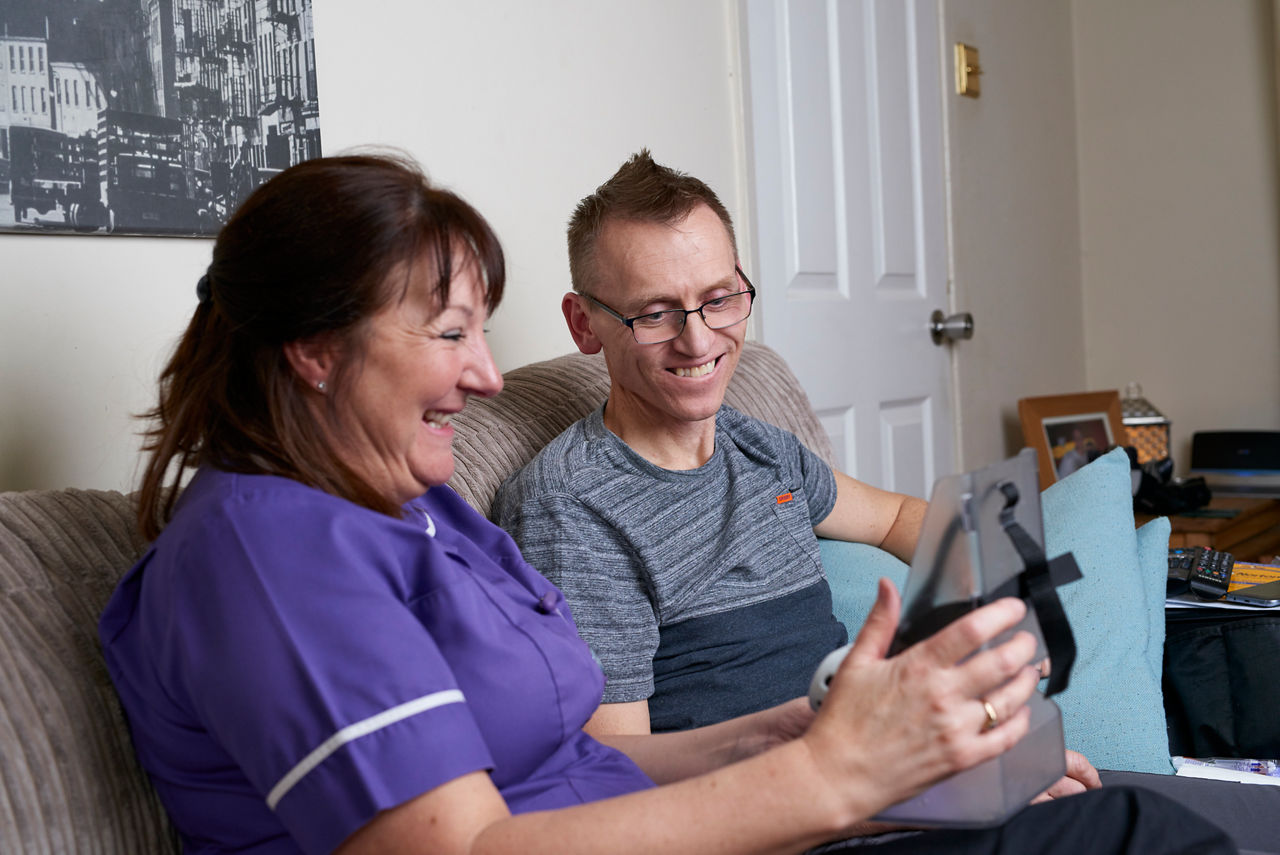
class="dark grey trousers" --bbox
[1100,769,1278,855]
[809,780,1241,854]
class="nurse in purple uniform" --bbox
[99,154,1230,855]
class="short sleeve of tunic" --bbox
[100,470,643,854]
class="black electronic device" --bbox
[1190,431,1280,496]
[1223,579,1280,607]
[1167,546,1234,600]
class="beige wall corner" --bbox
[941,0,1088,472]
[1074,0,1280,474]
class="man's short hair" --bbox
[567,149,737,294]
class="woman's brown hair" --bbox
[136,153,505,539]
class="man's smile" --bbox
[672,357,718,378]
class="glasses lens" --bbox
[632,312,684,344]
[629,290,755,344]
[701,291,752,329]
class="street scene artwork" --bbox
[0,0,322,236]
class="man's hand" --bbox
[1031,749,1101,803]
[730,697,815,760]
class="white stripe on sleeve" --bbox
[266,688,466,810]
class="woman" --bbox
[100,154,1230,855]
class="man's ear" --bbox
[562,292,603,355]
[283,334,338,392]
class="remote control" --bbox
[1167,546,1233,600]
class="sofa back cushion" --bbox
[448,341,836,516]
[0,488,178,853]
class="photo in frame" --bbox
[0,0,322,237]
[1018,391,1126,491]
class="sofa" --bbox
[0,341,1182,852]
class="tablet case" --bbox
[810,449,1082,827]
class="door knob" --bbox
[929,310,974,345]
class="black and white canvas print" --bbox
[0,0,322,236]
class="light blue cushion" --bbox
[820,539,908,635]
[820,447,1173,775]
[1135,517,1171,687]
[1042,447,1174,774]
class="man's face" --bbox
[585,203,747,431]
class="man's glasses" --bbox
[585,266,757,345]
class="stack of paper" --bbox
[1166,562,1280,610]
[1174,757,1280,786]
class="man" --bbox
[493,150,926,736]
[494,151,1280,852]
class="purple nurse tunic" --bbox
[99,468,653,854]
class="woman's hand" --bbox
[802,578,1041,825]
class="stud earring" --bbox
[316,381,327,392]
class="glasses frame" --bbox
[584,266,758,345]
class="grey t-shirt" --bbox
[493,405,847,731]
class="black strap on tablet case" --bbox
[989,481,1079,697]
[889,480,1081,697]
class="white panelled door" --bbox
[744,0,957,498]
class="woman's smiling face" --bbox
[329,256,503,505]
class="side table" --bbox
[1138,496,1280,563]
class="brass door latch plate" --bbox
[955,43,982,98]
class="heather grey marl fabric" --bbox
[492,405,845,725]
[0,488,179,854]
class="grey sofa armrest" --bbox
[0,488,179,854]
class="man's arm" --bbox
[812,470,927,564]
[585,699,651,737]
[586,698,816,784]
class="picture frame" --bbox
[1017,390,1126,491]
[0,0,322,237]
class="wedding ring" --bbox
[982,700,999,731]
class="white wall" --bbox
[941,0,1089,470]
[0,0,745,493]
[6,0,1277,494]
[0,237,204,491]
[942,0,1280,476]
[1074,0,1280,473]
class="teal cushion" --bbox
[820,539,908,635]
[1042,447,1174,774]
[820,447,1173,775]
[1135,516,1171,687]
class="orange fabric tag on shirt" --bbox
[776,492,794,504]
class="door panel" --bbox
[745,0,954,498]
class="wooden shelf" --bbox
[1138,497,1280,563]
